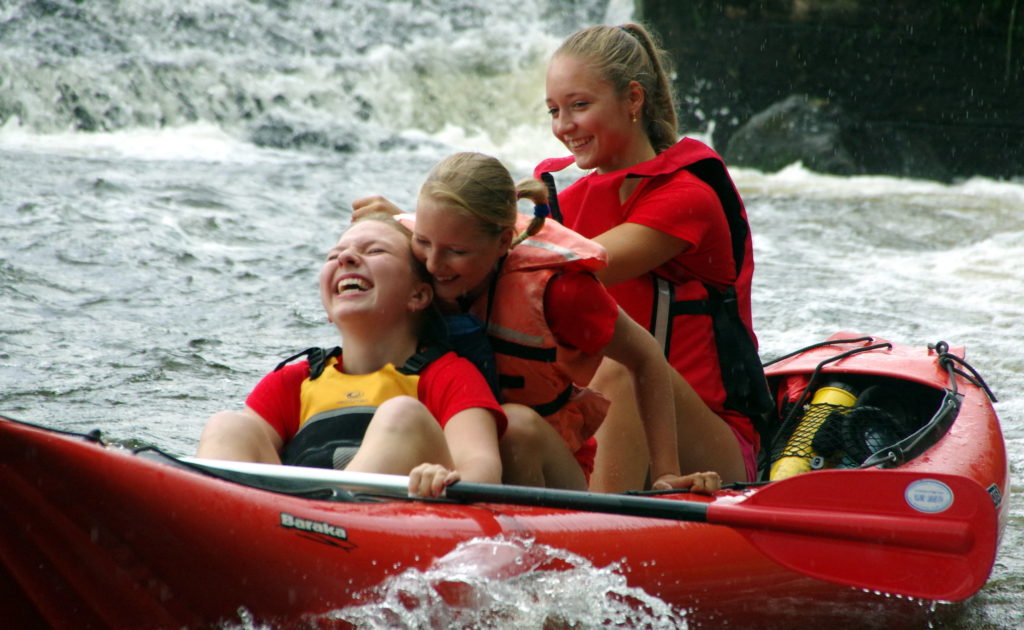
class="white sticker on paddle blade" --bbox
[905,479,954,514]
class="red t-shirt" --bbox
[544,271,618,354]
[246,351,507,442]
[620,171,736,288]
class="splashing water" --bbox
[327,537,688,629]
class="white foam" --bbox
[732,161,1024,208]
[0,120,300,165]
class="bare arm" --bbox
[408,407,501,498]
[598,309,681,485]
[592,223,690,287]
[442,407,503,485]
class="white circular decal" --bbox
[905,479,954,514]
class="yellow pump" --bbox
[769,383,858,480]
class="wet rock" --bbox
[641,1,1023,179]
[724,95,951,180]
[724,95,859,175]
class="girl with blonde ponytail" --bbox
[539,23,768,490]
[510,177,549,247]
[363,151,720,494]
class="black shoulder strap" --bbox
[274,346,342,380]
[397,343,448,375]
[539,171,564,223]
[685,157,748,275]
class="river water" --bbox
[1,1,1021,628]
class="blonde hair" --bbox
[554,23,678,154]
[418,152,548,249]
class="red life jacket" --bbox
[535,138,772,449]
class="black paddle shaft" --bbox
[445,482,710,523]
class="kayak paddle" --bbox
[182,458,998,602]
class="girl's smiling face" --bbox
[319,219,430,324]
[545,53,646,174]
[411,197,512,303]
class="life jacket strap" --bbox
[653,280,773,419]
[275,346,342,380]
[493,377,573,418]
[396,343,447,374]
[531,384,574,418]
[489,336,558,362]
[275,343,443,380]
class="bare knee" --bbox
[498,404,585,489]
[368,396,435,435]
[349,396,447,474]
[198,411,240,442]
[499,404,549,453]
[196,410,281,463]
[199,411,253,447]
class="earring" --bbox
[631,112,638,124]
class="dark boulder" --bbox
[640,0,1022,180]
[724,95,858,175]
[725,95,950,180]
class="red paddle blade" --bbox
[708,470,1000,601]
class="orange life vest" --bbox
[401,212,611,452]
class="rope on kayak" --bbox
[767,341,893,462]
[931,340,998,402]
[764,338,998,475]
[761,335,876,368]
[812,395,919,468]
[760,336,1004,475]
[0,413,111,444]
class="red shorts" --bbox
[574,436,598,483]
[728,423,758,482]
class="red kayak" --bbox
[0,334,1009,629]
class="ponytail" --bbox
[511,178,549,248]
[620,24,678,153]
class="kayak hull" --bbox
[0,334,1009,628]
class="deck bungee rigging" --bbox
[761,336,997,477]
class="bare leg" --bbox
[669,370,747,484]
[196,409,283,464]
[588,358,650,493]
[499,404,587,490]
[345,396,453,474]
[588,358,750,492]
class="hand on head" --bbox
[408,462,460,498]
[352,195,403,221]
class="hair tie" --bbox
[533,203,550,218]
